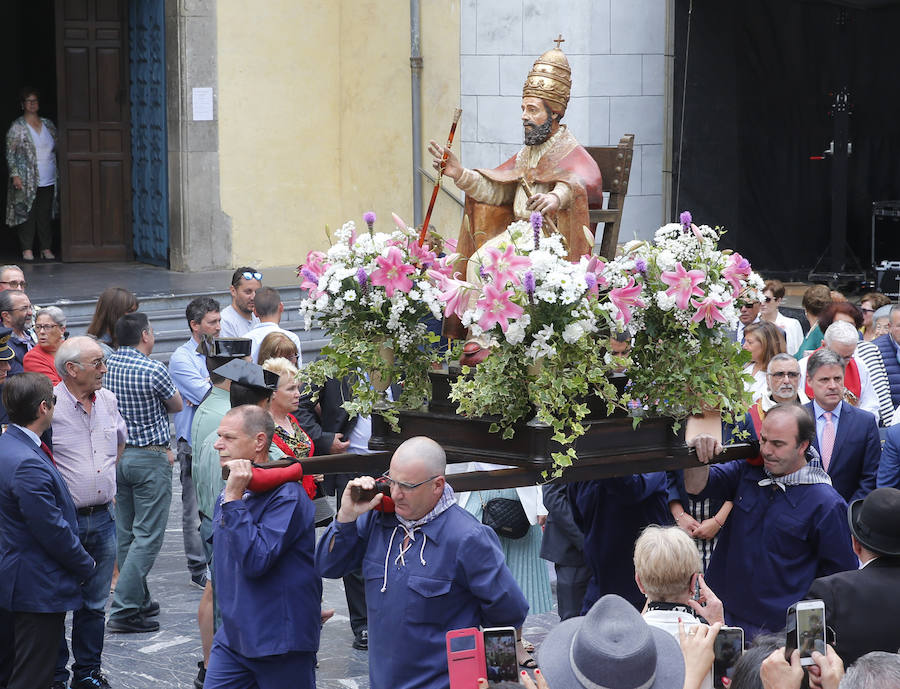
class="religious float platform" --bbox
[301,371,756,490]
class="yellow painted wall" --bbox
[218,1,462,268]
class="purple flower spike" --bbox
[524,270,536,296]
[479,264,488,281]
[680,210,692,230]
[300,268,319,285]
[530,211,543,249]
[363,211,376,236]
[584,272,597,291]
[634,258,647,274]
[356,267,368,288]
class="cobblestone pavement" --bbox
[72,469,560,688]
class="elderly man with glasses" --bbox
[49,337,126,689]
[0,290,34,375]
[0,265,26,292]
[316,436,528,689]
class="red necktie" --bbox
[40,441,56,466]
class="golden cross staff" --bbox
[521,177,560,235]
[419,108,463,247]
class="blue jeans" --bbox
[110,447,172,619]
[55,504,117,682]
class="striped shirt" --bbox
[51,381,127,508]
[104,346,176,447]
[856,339,893,426]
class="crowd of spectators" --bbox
[1,265,899,689]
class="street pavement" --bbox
[73,469,559,688]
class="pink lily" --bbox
[392,212,409,232]
[476,283,524,332]
[691,296,730,328]
[299,250,329,299]
[722,253,752,298]
[584,255,609,294]
[428,271,476,320]
[429,254,460,281]
[660,261,706,310]
[608,277,646,325]
[408,239,437,267]
[483,244,532,287]
[443,238,458,253]
[370,247,416,297]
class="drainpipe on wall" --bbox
[410,0,423,227]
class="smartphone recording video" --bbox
[482,627,518,686]
[795,599,826,666]
[713,626,744,689]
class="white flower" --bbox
[343,290,357,302]
[505,320,526,345]
[655,291,677,311]
[562,322,585,344]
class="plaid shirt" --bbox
[104,346,177,447]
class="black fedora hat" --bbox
[196,336,251,358]
[848,487,900,557]
[538,594,684,689]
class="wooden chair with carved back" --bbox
[586,134,635,259]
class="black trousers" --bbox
[554,563,592,622]
[9,611,65,689]
[0,608,14,688]
[16,184,54,252]
[334,473,368,635]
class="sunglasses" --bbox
[240,271,262,282]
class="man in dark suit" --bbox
[0,372,95,689]
[540,483,591,620]
[804,348,880,502]
[806,487,900,666]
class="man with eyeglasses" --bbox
[0,265,26,292]
[0,372,95,689]
[220,267,262,338]
[316,436,528,689]
[48,337,126,689]
[0,290,34,375]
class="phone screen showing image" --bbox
[713,627,744,689]
[796,603,826,665]
[482,627,518,685]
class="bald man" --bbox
[316,436,528,689]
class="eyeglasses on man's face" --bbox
[75,357,106,370]
[33,323,61,332]
[380,471,438,491]
[0,280,26,289]
[768,371,799,379]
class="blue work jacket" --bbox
[212,481,321,658]
[692,460,858,635]
[316,505,529,689]
[568,473,670,612]
[0,425,94,612]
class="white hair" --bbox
[823,320,859,347]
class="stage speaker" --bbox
[876,260,900,297]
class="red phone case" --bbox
[446,627,486,689]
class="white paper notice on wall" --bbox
[192,87,214,121]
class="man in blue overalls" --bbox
[316,436,529,689]
[204,405,321,689]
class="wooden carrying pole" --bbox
[419,108,462,246]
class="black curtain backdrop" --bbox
[673,0,900,278]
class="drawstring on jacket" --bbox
[380,524,429,593]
